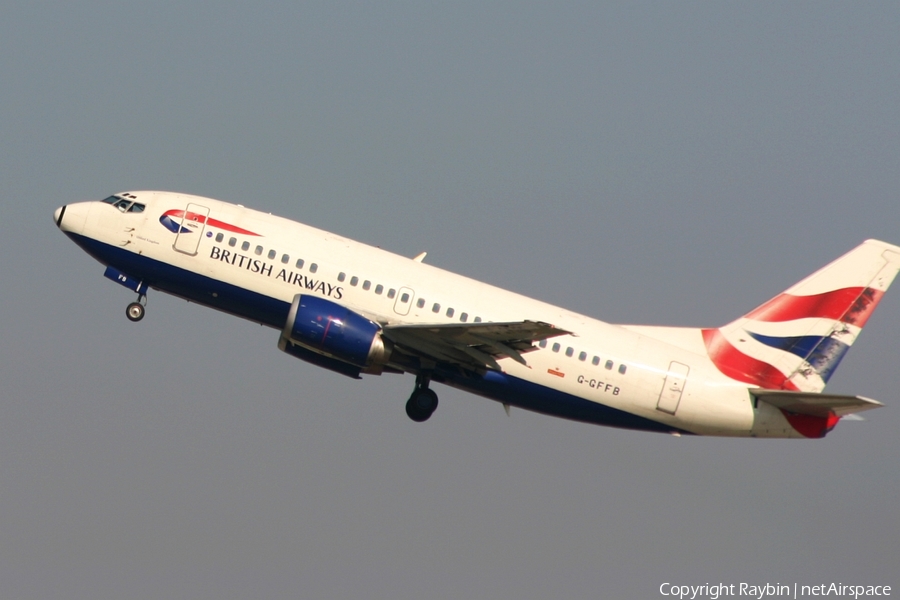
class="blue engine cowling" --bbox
[279,294,392,375]
[278,336,365,379]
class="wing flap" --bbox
[750,388,884,418]
[383,320,570,371]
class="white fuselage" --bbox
[54,191,831,438]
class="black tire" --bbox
[126,302,145,322]
[405,388,438,422]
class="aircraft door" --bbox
[656,361,690,415]
[393,287,415,316]
[173,203,210,256]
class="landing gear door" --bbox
[656,361,690,415]
[173,203,210,256]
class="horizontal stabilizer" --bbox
[839,413,866,421]
[750,388,884,418]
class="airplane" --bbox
[53,191,900,438]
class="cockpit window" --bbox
[101,195,144,213]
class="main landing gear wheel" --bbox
[126,302,145,322]
[406,387,438,422]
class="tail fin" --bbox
[703,240,900,392]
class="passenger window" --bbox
[417,298,425,308]
[432,303,440,313]
[350,276,359,286]
[400,292,409,303]
[255,245,263,256]
[388,289,396,299]
[578,351,587,361]
[592,356,600,366]
[605,360,614,370]
[552,343,560,353]
[460,312,468,322]
[310,263,318,273]
[474,317,482,323]
[296,259,305,269]
[565,347,574,357]
[215,233,224,243]
[268,249,276,260]
[338,272,346,282]
[281,254,289,264]
[446,308,454,318]
[363,280,371,291]
[375,284,383,295]
[228,237,237,247]
[618,364,627,375]
[539,339,547,348]
[241,241,250,251]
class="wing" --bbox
[382,320,571,371]
[750,389,884,417]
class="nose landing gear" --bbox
[126,294,147,322]
[406,374,438,422]
[103,267,149,322]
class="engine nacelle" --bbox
[280,294,392,374]
[278,336,364,379]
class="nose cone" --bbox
[54,202,88,235]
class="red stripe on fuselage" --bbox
[162,209,261,236]
[702,330,845,438]
[744,288,883,327]
[779,409,840,439]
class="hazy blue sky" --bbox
[2,3,898,599]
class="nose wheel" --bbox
[126,294,147,322]
[406,375,438,422]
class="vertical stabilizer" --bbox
[703,240,900,392]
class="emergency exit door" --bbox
[172,203,210,256]
[656,361,690,415]
[393,287,415,316]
